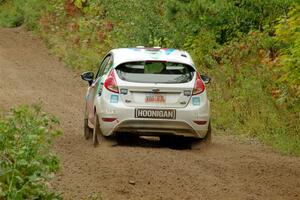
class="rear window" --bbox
[115,61,195,83]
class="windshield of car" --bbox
[115,61,195,83]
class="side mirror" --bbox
[200,75,211,84]
[81,71,94,85]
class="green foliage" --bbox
[0,0,49,29]
[166,0,293,44]
[0,105,62,199]
[183,30,219,68]
[22,0,49,30]
[0,1,24,27]
[99,0,169,47]
[207,32,300,155]
[275,4,300,98]
[72,0,88,9]
[35,0,111,70]
[37,0,169,69]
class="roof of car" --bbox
[110,47,195,68]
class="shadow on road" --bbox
[113,133,202,150]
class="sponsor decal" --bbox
[86,91,92,100]
[110,95,119,103]
[135,109,176,119]
[164,48,175,55]
[97,77,104,96]
[120,88,128,95]
[192,97,201,105]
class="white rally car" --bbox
[81,47,211,146]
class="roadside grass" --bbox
[0,0,299,156]
[0,105,62,199]
[0,0,48,29]
[201,33,300,156]
[0,1,23,27]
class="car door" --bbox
[86,54,112,124]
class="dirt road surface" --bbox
[0,28,299,200]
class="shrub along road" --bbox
[0,27,299,200]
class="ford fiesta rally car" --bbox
[81,47,211,147]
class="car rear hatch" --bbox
[115,61,195,108]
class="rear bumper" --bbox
[114,119,207,138]
[95,92,210,138]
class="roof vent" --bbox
[153,46,161,49]
[136,46,145,48]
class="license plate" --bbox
[135,109,176,119]
[145,93,166,103]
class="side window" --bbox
[96,55,111,78]
[103,58,113,75]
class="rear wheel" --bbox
[191,122,212,150]
[202,122,212,145]
[84,119,93,140]
[93,114,101,147]
[84,107,93,140]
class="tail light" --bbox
[104,70,119,93]
[193,120,207,125]
[192,72,205,95]
[102,118,117,122]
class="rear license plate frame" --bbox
[135,108,176,119]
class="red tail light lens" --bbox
[104,70,119,93]
[102,118,117,122]
[192,72,205,95]
[193,120,207,125]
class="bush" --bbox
[0,105,62,199]
[183,30,219,69]
[205,33,300,155]
[275,4,300,99]
[0,1,24,27]
[165,0,293,44]
[0,0,49,29]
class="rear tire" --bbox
[93,114,101,147]
[191,122,212,150]
[202,122,212,145]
